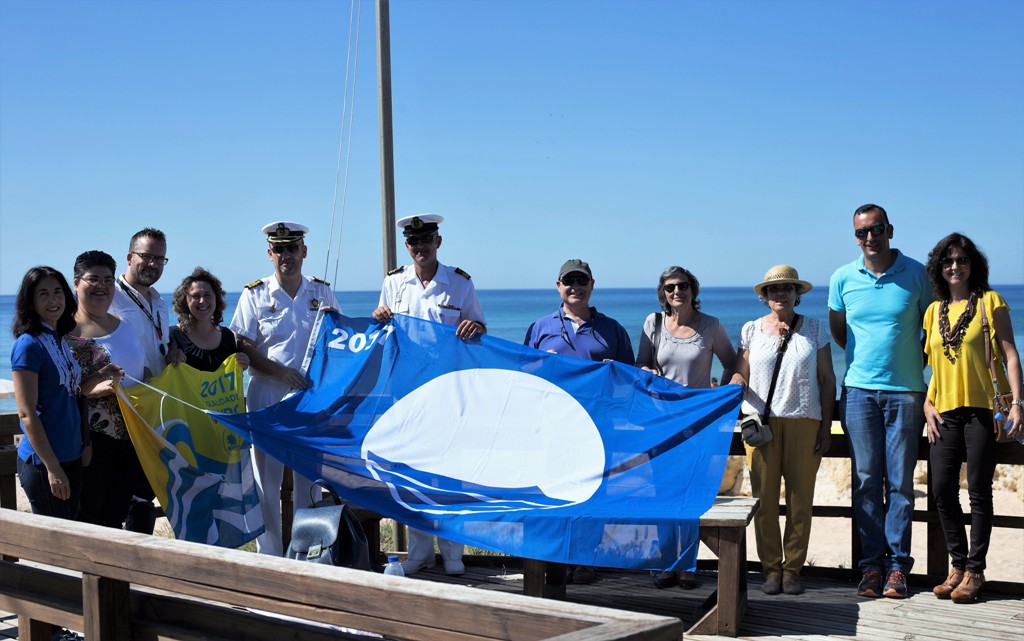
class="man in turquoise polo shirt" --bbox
[828,203,931,600]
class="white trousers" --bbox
[407,528,463,563]
[253,447,314,556]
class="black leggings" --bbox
[928,406,997,573]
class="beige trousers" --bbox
[745,416,822,577]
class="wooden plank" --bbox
[17,618,50,641]
[545,620,680,641]
[0,511,679,641]
[82,574,131,641]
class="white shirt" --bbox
[229,274,339,410]
[739,316,830,420]
[110,276,171,377]
[378,263,486,327]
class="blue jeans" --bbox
[841,387,924,574]
[17,456,83,520]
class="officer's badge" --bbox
[309,298,320,310]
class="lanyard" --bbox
[116,276,166,354]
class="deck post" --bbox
[18,618,51,641]
[82,574,132,641]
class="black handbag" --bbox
[286,479,372,571]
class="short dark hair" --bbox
[853,203,889,225]
[925,232,990,301]
[129,227,167,252]
[656,266,701,315]
[12,266,77,338]
[173,267,227,333]
[73,250,117,281]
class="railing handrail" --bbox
[0,509,679,640]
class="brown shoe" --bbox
[950,571,984,603]
[933,568,964,599]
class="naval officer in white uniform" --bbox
[230,221,339,556]
[372,213,486,575]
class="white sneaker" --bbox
[442,557,465,576]
[401,556,436,574]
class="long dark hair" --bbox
[173,267,227,333]
[12,266,77,338]
[925,232,991,301]
[656,266,701,315]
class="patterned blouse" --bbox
[67,335,129,440]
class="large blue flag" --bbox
[216,313,741,571]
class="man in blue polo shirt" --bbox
[828,203,931,600]
[524,258,635,584]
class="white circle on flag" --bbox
[363,368,604,505]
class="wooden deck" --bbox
[3,562,1021,640]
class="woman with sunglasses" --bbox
[923,233,1022,604]
[639,266,736,589]
[66,250,149,529]
[11,266,84,519]
[730,265,835,596]
[168,267,250,372]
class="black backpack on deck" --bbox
[285,479,372,571]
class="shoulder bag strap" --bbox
[652,312,664,376]
[979,296,1007,398]
[762,314,800,421]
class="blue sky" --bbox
[2,0,1022,294]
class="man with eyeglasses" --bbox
[372,213,486,575]
[110,227,171,378]
[828,203,931,600]
[109,227,171,534]
[230,221,339,556]
[523,258,635,584]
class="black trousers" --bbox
[78,431,138,528]
[928,406,997,573]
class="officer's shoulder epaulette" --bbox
[244,279,264,289]
[454,267,472,280]
[311,276,331,287]
[387,266,405,276]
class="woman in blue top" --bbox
[10,266,84,519]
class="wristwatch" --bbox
[1013,399,1024,407]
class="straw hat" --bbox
[753,265,813,296]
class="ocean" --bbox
[2,285,1023,414]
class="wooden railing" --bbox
[4,411,1023,591]
[0,509,680,641]
[727,429,1024,586]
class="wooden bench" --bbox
[522,496,759,638]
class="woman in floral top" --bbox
[67,250,147,528]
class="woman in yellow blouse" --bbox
[923,233,1022,604]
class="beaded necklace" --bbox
[938,292,977,364]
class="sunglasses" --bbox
[270,243,303,255]
[854,224,888,240]
[940,255,971,268]
[766,283,796,294]
[560,275,591,287]
[663,282,691,294]
[405,234,436,247]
